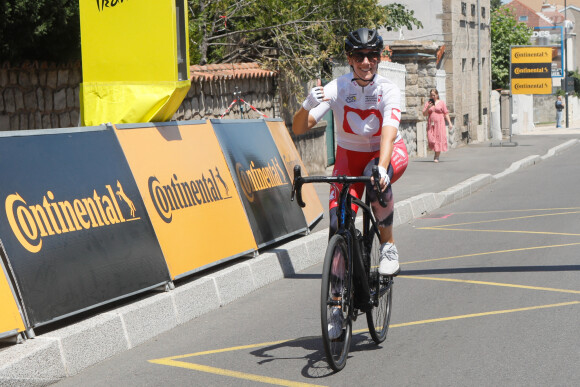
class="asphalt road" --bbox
[54,144,580,386]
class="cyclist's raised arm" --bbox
[292,107,318,135]
[293,79,331,135]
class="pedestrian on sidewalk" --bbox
[292,27,408,278]
[423,89,452,163]
[555,95,565,128]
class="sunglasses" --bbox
[350,51,381,63]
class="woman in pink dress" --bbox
[422,89,453,163]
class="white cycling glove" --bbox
[377,166,390,187]
[302,86,325,111]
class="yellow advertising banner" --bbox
[79,0,190,125]
[80,0,186,82]
[265,120,324,226]
[511,46,552,64]
[0,265,26,337]
[80,81,190,126]
[114,122,257,279]
[511,78,552,95]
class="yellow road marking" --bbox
[149,299,580,384]
[149,358,325,387]
[419,227,580,237]
[420,210,580,229]
[386,301,580,328]
[403,241,580,265]
[149,207,580,384]
[450,207,580,215]
[166,339,294,359]
[401,275,580,294]
[151,300,580,384]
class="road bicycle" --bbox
[291,165,394,371]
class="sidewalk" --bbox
[1,128,579,386]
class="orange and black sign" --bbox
[510,46,552,95]
[511,63,551,79]
[0,127,170,326]
[265,119,323,227]
[211,119,308,248]
[114,121,257,279]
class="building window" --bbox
[472,58,476,69]
[471,4,476,16]
[482,7,486,18]
[462,58,467,71]
[519,16,528,22]
[462,2,467,16]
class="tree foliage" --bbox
[0,0,422,87]
[188,0,422,84]
[0,0,80,62]
[490,6,532,89]
[490,0,502,11]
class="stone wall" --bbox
[390,40,452,156]
[0,61,81,130]
[173,76,277,121]
[0,62,277,131]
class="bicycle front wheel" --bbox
[321,234,352,372]
[366,225,393,344]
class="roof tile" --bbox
[190,62,276,81]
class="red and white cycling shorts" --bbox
[329,139,408,211]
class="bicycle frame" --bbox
[291,165,386,312]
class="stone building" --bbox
[379,0,492,144]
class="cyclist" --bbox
[293,27,408,277]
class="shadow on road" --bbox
[249,331,384,379]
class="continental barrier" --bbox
[114,121,257,279]
[211,119,309,248]
[265,120,324,227]
[0,119,322,337]
[0,126,171,327]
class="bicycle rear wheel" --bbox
[321,234,352,372]
[366,225,393,344]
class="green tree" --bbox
[490,6,532,89]
[188,0,422,84]
[0,0,80,62]
[490,0,502,11]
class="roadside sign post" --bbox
[492,46,553,147]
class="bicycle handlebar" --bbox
[291,165,387,208]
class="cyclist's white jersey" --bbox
[309,72,402,152]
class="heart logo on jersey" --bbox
[343,106,382,137]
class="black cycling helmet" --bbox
[344,28,384,53]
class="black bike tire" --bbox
[320,234,352,372]
[366,225,393,344]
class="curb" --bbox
[1,139,578,386]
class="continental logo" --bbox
[513,82,549,90]
[513,66,549,75]
[148,168,231,223]
[514,52,549,59]
[236,158,287,202]
[5,181,138,253]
